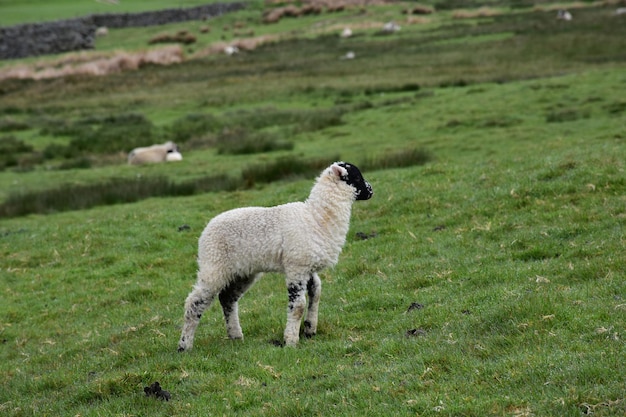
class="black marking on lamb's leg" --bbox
[219,275,257,339]
[304,273,321,338]
[287,281,305,309]
[179,285,216,352]
[285,280,307,346]
[306,274,317,299]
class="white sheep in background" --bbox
[127,141,179,165]
[341,51,356,60]
[556,9,572,21]
[383,21,401,33]
[95,27,109,37]
[178,162,373,351]
[165,151,183,162]
[224,45,239,56]
[340,27,353,38]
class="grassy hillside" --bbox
[1,1,625,416]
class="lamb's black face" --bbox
[337,162,373,201]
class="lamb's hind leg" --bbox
[304,273,321,338]
[218,274,260,340]
[178,284,216,352]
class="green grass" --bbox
[0,0,240,26]
[1,1,625,416]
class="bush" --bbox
[0,174,241,218]
[0,135,34,171]
[364,83,421,96]
[169,108,345,149]
[359,148,432,171]
[56,157,92,170]
[43,143,80,160]
[0,135,33,153]
[69,113,155,153]
[241,156,339,187]
[168,113,223,143]
[545,109,590,123]
[0,117,30,133]
[216,128,293,155]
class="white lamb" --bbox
[178,162,373,351]
[127,141,179,165]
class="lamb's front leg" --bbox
[304,273,321,338]
[284,278,307,347]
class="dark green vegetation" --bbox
[1,1,625,416]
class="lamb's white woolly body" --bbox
[178,162,373,351]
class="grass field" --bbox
[0,0,235,26]
[1,1,625,416]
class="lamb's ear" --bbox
[331,163,348,179]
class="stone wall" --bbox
[0,2,247,60]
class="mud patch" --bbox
[405,328,427,337]
[270,339,285,347]
[407,302,424,312]
[355,231,378,240]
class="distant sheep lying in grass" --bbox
[128,141,181,165]
[178,161,373,351]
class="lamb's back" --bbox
[198,203,313,274]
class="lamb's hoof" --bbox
[177,346,186,352]
[303,320,316,338]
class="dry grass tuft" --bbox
[452,7,502,19]
[0,46,184,80]
[148,30,197,45]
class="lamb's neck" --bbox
[305,192,353,238]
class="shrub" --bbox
[56,157,92,170]
[40,119,90,138]
[169,108,345,148]
[215,128,293,155]
[293,108,344,133]
[0,174,241,218]
[241,156,339,187]
[69,113,155,153]
[0,135,34,171]
[364,83,421,95]
[168,113,223,143]
[149,30,197,45]
[545,109,590,123]
[359,148,432,171]
[0,117,30,133]
[43,143,80,160]
[0,135,33,154]
[41,113,155,155]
